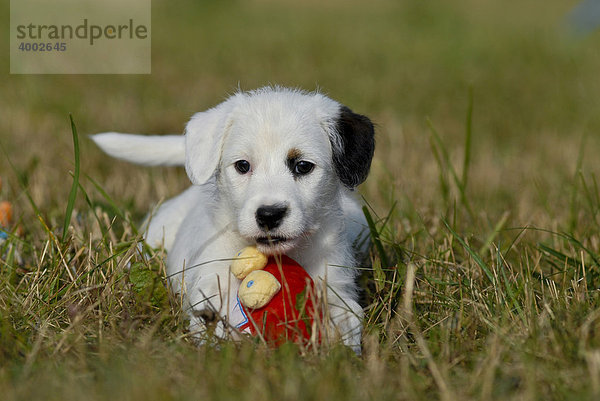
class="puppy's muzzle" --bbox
[255,204,288,231]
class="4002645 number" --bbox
[18,42,67,52]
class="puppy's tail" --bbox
[91,133,185,166]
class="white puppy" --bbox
[92,87,375,352]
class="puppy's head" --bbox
[185,87,374,254]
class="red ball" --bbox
[238,255,321,347]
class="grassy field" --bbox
[2,0,600,399]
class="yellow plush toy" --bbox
[230,246,268,279]
[232,246,281,309]
[238,270,282,309]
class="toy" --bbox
[230,246,268,279]
[233,248,321,347]
[0,201,12,230]
[0,176,11,229]
[0,177,23,265]
[239,269,281,309]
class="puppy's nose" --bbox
[255,204,288,231]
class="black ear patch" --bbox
[332,106,375,189]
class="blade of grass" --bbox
[427,118,475,220]
[478,211,510,255]
[578,172,600,229]
[538,243,580,269]
[461,87,473,191]
[562,232,600,268]
[428,134,450,205]
[84,173,127,221]
[62,114,80,243]
[568,134,586,232]
[497,247,524,320]
[442,217,494,284]
[592,173,600,212]
[84,173,140,236]
[363,206,390,268]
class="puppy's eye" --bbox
[293,160,315,176]
[234,160,251,174]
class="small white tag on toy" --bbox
[230,296,250,331]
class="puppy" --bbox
[92,87,375,352]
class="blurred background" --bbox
[1,0,600,233]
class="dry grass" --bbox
[2,0,600,399]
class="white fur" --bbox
[92,87,371,353]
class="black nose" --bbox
[255,204,288,231]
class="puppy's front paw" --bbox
[327,297,364,354]
[186,272,239,341]
[193,308,217,324]
[189,272,226,312]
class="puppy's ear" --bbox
[185,98,238,185]
[330,106,375,189]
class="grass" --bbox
[2,0,600,399]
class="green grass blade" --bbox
[562,232,600,268]
[478,211,509,255]
[363,206,390,268]
[577,172,600,229]
[84,173,137,232]
[462,87,473,191]
[427,118,475,220]
[442,217,494,284]
[568,134,586,232]
[428,134,450,205]
[427,118,462,192]
[538,243,580,269]
[61,114,81,243]
[592,173,600,212]
[497,247,524,319]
